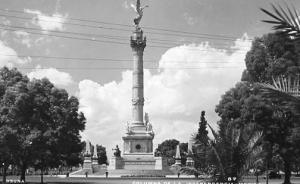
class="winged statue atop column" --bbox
[131,0,148,28]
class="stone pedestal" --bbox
[122,154,156,170]
[154,157,168,170]
[92,157,99,173]
[186,136,195,167]
[174,145,181,166]
[174,158,182,166]
[186,157,195,167]
[108,156,123,170]
[123,133,154,155]
[92,158,98,165]
[82,156,93,174]
[121,131,156,170]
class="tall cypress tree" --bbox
[194,111,209,172]
[196,111,209,146]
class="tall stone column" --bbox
[130,28,146,127]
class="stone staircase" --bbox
[70,168,91,176]
[104,169,174,177]
[70,165,178,177]
[70,165,107,176]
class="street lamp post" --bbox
[2,162,6,184]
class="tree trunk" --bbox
[266,160,269,184]
[283,159,291,184]
[2,163,7,184]
[20,162,27,182]
[40,169,44,184]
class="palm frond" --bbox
[207,123,219,141]
[262,76,300,97]
[180,167,200,175]
[210,144,225,177]
[258,76,300,116]
[261,3,300,38]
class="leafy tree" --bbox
[215,82,265,182]
[0,129,18,184]
[242,33,299,83]
[260,3,300,76]
[258,76,300,183]
[216,79,298,184]
[291,157,300,176]
[155,139,179,165]
[259,5,300,182]
[242,32,299,184]
[26,79,85,183]
[155,139,187,166]
[0,67,29,183]
[0,67,86,183]
[96,145,108,165]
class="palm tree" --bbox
[207,122,263,183]
[261,3,300,61]
[260,5,300,183]
[180,166,202,178]
[180,122,263,183]
[258,75,300,184]
[260,3,300,110]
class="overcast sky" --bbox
[1,0,298,156]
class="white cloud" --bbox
[14,30,32,48]
[24,9,67,32]
[183,13,197,26]
[34,36,52,46]
[27,66,73,87]
[0,40,31,67]
[78,34,252,157]
[1,17,10,26]
[0,17,11,37]
[123,0,130,9]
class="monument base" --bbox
[122,154,156,170]
[174,159,182,166]
[108,156,171,176]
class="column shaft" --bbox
[130,29,146,126]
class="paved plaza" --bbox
[3,176,300,184]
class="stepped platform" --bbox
[70,169,91,176]
[106,169,174,177]
[70,168,174,177]
[70,165,107,176]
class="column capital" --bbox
[130,28,146,50]
[130,37,146,51]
